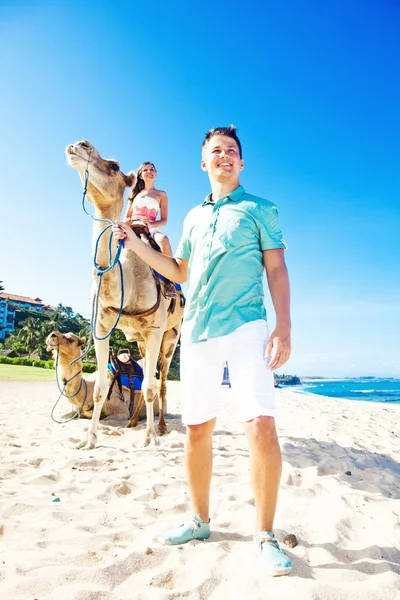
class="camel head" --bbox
[46,331,86,363]
[65,140,136,214]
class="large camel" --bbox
[66,141,183,448]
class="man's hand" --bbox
[112,221,139,248]
[265,326,291,371]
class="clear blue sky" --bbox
[1,0,399,377]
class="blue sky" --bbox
[1,0,399,377]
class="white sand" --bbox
[0,380,399,599]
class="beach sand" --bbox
[0,380,399,599]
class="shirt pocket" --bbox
[217,215,255,250]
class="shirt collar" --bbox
[202,185,245,206]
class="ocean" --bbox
[297,378,400,404]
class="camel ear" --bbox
[78,337,86,347]
[124,171,136,188]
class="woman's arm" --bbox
[151,191,168,227]
[123,199,133,222]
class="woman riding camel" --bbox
[124,162,173,256]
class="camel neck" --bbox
[59,359,83,396]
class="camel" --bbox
[46,331,154,422]
[65,140,183,448]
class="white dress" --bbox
[131,196,161,234]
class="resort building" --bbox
[0,293,56,341]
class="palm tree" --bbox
[0,281,4,292]
[18,317,42,357]
[35,320,54,359]
[48,309,63,330]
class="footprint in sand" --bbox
[149,568,177,590]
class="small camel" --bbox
[46,331,149,422]
[66,140,183,448]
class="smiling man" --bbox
[113,126,292,576]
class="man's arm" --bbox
[263,248,291,370]
[112,221,188,284]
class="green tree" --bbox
[18,317,42,357]
[35,320,55,359]
[109,328,141,360]
[4,334,25,354]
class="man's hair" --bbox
[202,125,242,159]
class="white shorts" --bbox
[180,320,275,425]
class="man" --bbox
[112,126,292,576]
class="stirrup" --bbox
[164,282,177,298]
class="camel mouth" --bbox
[66,143,91,166]
[46,332,60,351]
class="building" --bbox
[0,293,56,341]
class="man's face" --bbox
[201,135,244,182]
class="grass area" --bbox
[0,364,56,382]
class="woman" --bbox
[124,162,173,256]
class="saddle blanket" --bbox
[153,270,183,293]
[108,363,144,391]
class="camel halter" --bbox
[51,341,88,424]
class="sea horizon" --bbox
[293,376,400,404]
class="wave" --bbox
[301,386,400,403]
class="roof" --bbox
[42,304,56,312]
[0,293,47,306]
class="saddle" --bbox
[130,221,162,253]
[106,348,144,417]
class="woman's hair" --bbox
[128,162,157,202]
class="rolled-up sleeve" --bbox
[257,204,287,251]
[175,214,192,260]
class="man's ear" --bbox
[201,158,208,172]
[124,171,137,188]
[240,159,244,171]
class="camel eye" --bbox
[108,161,120,172]
[81,142,90,149]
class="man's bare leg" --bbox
[244,415,291,575]
[185,418,216,522]
[162,418,214,545]
[243,416,282,532]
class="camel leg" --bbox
[76,336,109,450]
[126,342,145,428]
[158,325,181,436]
[126,391,145,428]
[141,331,163,447]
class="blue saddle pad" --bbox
[153,270,182,292]
[108,363,143,391]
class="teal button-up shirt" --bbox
[176,185,286,343]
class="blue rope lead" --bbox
[51,379,88,424]
[53,147,125,423]
[51,344,89,423]
[92,261,125,340]
[71,149,126,363]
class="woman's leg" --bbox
[154,232,173,257]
